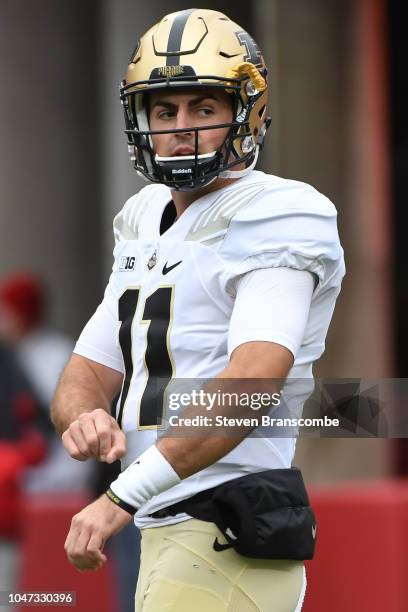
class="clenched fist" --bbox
[64,494,132,571]
[62,408,126,463]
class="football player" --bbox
[52,9,345,611]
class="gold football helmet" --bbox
[121,9,270,190]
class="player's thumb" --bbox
[105,427,127,463]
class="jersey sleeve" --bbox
[218,181,345,295]
[228,267,315,359]
[73,273,124,374]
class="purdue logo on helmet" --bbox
[120,9,270,191]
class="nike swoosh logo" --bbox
[162,260,182,275]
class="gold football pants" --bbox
[135,518,306,611]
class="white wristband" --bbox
[109,445,181,512]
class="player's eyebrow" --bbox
[151,93,219,110]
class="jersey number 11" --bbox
[117,287,174,429]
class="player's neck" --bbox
[171,176,240,218]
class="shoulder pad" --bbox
[185,180,267,244]
[113,184,170,243]
[218,178,344,287]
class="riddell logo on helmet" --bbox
[172,168,192,174]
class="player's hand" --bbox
[61,408,126,463]
[64,494,132,572]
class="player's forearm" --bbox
[157,369,283,479]
[157,386,261,477]
[157,432,242,479]
[51,357,113,436]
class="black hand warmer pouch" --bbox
[210,468,316,559]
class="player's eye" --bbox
[157,109,175,119]
[198,108,214,116]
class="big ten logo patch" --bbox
[119,256,136,271]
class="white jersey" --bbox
[74,170,345,528]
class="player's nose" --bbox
[175,108,194,133]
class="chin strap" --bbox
[219,147,259,179]
[154,152,216,163]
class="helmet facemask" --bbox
[121,77,267,191]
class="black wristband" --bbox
[106,487,137,516]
